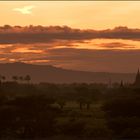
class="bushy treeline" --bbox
[0,81,139,139]
[102,87,140,139]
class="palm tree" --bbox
[19,76,24,83]
[1,76,6,83]
[24,75,31,84]
[12,76,18,82]
[0,75,6,84]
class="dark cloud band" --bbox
[0,25,140,44]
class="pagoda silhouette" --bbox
[134,69,140,87]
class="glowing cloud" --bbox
[13,5,35,15]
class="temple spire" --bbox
[134,68,140,87]
[136,68,140,78]
[138,68,140,74]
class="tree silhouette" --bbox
[57,100,66,109]
[77,97,86,110]
[0,75,6,83]
[19,76,24,83]
[12,76,18,82]
[85,99,92,110]
[24,75,31,84]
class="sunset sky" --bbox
[1,1,140,29]
[0,1,140,73]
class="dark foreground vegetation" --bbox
[0,81,140,139]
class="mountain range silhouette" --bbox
[0,62,135,83]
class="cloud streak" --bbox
[98,42,135,49]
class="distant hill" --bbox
[0,62,136,83]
